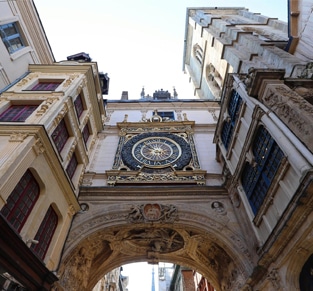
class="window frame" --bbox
[0,170,40,232]
[221,90,243,150]
[30,81,62,91]
[241,125,284,215]
[82,122,91,145]
[74,94,85,119]
[51,118,70,154]
[0,22,25,54]
[66,152,78,179]
[31,206,58,260]
[0,104,38,122]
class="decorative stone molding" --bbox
[266,268,281,289]
[209,109,218,121]
[36,98,56,116]
[16,73,39,88]
[175,109,182,121]
[261,83,313,152]
[32,138,45,156]
[54,104,68,126]
[104,109,114,122]
[107,171,206,186]
[126,203,178,223]
[9,132,28,142]
[68,204,76,217]
[63,73,79,88]
[298,62,313,79]
[211,201,227,215]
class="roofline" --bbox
[32,0,56,62]
[182,7,246,71]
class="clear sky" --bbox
[35,0,287,100]
[33,1,288,290]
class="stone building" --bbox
[0,60,105,289]
[0,0,54,92]
[183,3,312,100]
[0,1,313,291]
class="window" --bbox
[74,94,84,118]
[0,22,25,54]
[193,44,203,65]
[31,81,61,91]
[1,170,39,232]
[66,153,78,179]
[221,90,242,149]
[0,105,37,122]
[157,111,175,120]
[51,119,69,153]
[241,126,284,215]
[82,123,90,144]
[31,206,58,260]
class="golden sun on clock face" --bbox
[132,137,182,167]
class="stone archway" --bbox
[55,186,255,291]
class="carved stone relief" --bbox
[58,240,112,291]
[266,268,281,290]
[126,204,178,223]
[9,132,28,142]
[121,227,184,254]
[261,84,313,152]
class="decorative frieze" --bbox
[36,97,57,116]
[32,138,45,156]
[126,203,178,223]
[9,132,28,142]
[261,83,313,153]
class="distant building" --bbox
[168,265,215,291]
[93,267,128,291]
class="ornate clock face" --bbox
[121,132,192,170]
[132,136,181,166]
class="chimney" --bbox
[121,91,128,100]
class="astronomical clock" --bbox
[106,112,206,185]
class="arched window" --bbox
[1,170,40,232]
[193,44,203,65]
[241,126,284,214]
[221,90,242,149]
[31,206,58,260]
[300,254,313,290]
[205,63,223,97]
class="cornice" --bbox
[79,185,228,198]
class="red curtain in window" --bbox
[74,94,84,118]
[51,119,69,153]
[31,206,58,260]
[0,105,37,122]
[31,82,61,91]
[66,153,78,179]
[1,170,40,232]
[82,123,90,144]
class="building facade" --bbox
[183,4,313,100]
[0,61,105,289]
[0,0,54,92]
[0,1,313,291]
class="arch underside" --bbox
[57,187,255,291]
